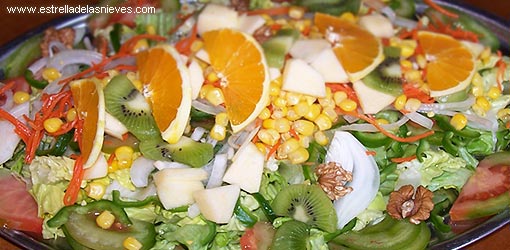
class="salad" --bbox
[0,0,509,249]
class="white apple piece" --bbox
[153,168,208,209]
[352,79,396,114]
[193,184,240,224]
[358,14,394,38]
[104,112,129,140]
[238,14,266,35]
[223,142,264,193]
[281,58,326,97]
[269,67,282,81]
[289,39,331,63]
[188,59,205,100]
[194,49,210,64]
[310,48,349,83]
[326,131,380,229]
[197,4,239,35]
[83,154,108,180]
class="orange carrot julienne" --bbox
[175,24,197,56]
[391,155,417,163]
[424,0,458,19]
[0,108,31,143]
[402,83,435,104]
[245,6,291,16]
[107,152,116,166]
[289,127,300,140]
[64,156,84,206]
[267,140,282,160]
[0,81,15,95]
[496,51,506,91]
[366,150,377,156]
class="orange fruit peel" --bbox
[70,78,106,169]
[136,44,192,144]
[202,29,270,133]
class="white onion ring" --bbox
[192,99,226,115]
[46,49,103,72]
[28,57,49,74]
[405,111,434,129]
[337,116,409,132]
[418,96,475,112]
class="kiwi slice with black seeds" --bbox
[104,74,160,141]
[270,220,310,250]
[362,57,403,96]
[272,184,338,233]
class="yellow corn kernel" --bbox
[215,112,229,127]
[279,138,300,155]
[255,142,267,154]
[333,91,348,106]
[472,104,486,117]
[85,182,106,200]
[293,101,310,117]
[269,83,281,96]
[400,45,415,58]
[304,104,321,120]
[286,92,302,106]
[96,210,115,229]
[205,87,225,106]
[471,85,484,97]
[302,95,317,105]
[288,147,310,164]
[123,236,143,250]
[487,86,502,99]
[199,84,214,99]
[66,108,77,122]
[190,40,203,53]
[338,99,357,112]
[400,60,413,70]
[274,97,287,108]
[314,114,332,131]
[394,94,408,110]
[416,54,427,69]
[43,118,63,133]
[206,72,219,83]
[289,6,305,19]
[42,67,61,81]
[274,118,291,133]
[450,113,468,130]
[210,124,226,141]
[314,131,329,146]
[322,107,338,122]
[115,146,134,169]
[263,118,276,129]
[405,98,422,112]
[13,91,30,104]
[475,96,491,111]
[108,160,119,173]
[257,129,280,146]
[376,118,389,125]
[146,24,156,35]
[286,109,301,121]
[318,97,335,109]
[132,39,149,53]
[339,12,356,23]
[471,72,483,86]
[497,108,510,122]
[404,70,422,83]
[292,119,315,136]
[258,107,271,120]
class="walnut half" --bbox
[387,185,434,224]
[315,162,353,200]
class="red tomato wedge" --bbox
[240,222,275,250]
[449,152,510,222]
[0,170,43,234]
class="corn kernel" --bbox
[416,54,427,69]
[333,91,348,106]
[85,182,106,200]
[322,107,338,122]
[338,99,357,112]
[210,124,226,141]
[279,138,300,155]
[299,135,311,148]
[472,104,486,117]
[42,67,61,81]
[123,236,143,250]
[400,45,415,58]
[190,40,203,53]
[108,160,119,173]
[258,129,280,146]
[405,98,422,112]
[400,60,413,70]
[115,146,134,169]
[199,84,215,99]
[294,101,310,116]
[255,142,267,154]
[471,72,483,86]
[205,87,225,106]
[487,86,502,99]
[132,39,149,53]
[96,210,115,229]
[475,96,491,111]
[206,72,219,83]
[274,97,287,108]
[471,85,484,97]
[286,92,302,106]
[318,97,335,109]
[292,119,315,136]
[376,118,389,125]
[215,112,229,127]
[269,83,281,96]
[258,107,271,120]
[450,113,468,130]
[394,94,407,110]
[339,12,356,23]
[272,106,288,119]
[146,24,156,35]
[286,109,301,121]
[13,91,30,104]
[263,118,276,129]
[304,104,321,120]
[314,131,329,146]
[404,70,422,83]
[314,114,332,131]
[43,118,64,133]
[497,108,510,122]
[302,95,317,105]
[288,147,309,164]
[289,6,305,19]
[274,118,291,133]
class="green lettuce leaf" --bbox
[307,229,329,250]
[29,156,73,185]
[31,183,66,217]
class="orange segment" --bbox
[70,79,105,168]
[202,29,270,132]
[136,45,192,144]
[417,31,475,97]
[314,13,384,82]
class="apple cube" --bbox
[197,4,239,35]
[193,185,240,224]
[281,59,326,97]
[310,48,349,83]
[289,39,331,63]
[352,80,396,114]
[223,142,264,193]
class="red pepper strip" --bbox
[0,108,31,143]
[64,156,84,206]
[391,155,417,163]
[245,6,291,16]
[423,0,459,19]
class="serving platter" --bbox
[0,1,509,249]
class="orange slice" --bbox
[70,79,105,168]
[202,29,270,132]
[417,31,476,97]
[136,44,192,144]
[314,13,384,82]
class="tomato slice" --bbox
[240,222,275,250]
[0,170,43,234]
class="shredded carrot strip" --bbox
[325,83,359,103]
[402,83,435,104]
[423,0,458,18]
[64,156,84,206]
[107,152,116,166]
[175,24,198,56]
[496,51,506,91]
[289,127,300,140]
[245,6,291,16]
[391,155,417,163]
[266,140,282,160]
[0,81,15,95]
[366,150,377,156]
[347,111,435,143]
[0,108,31,142]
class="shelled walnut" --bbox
[387,185,434,224]
[315,162,353,200]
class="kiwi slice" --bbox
[270,220,310,250]
[138,136,213,168]
[362,57,403,97]
[104,74,160,141]
[271,184,338,232]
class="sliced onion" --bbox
[338,116,409,132]
[191,127,207,141]
[206,153,228,189]
[153,161,190,170]
[46,49,103,72]
[192,99,226,115]
[106,180,157,200]
[405,111,433,129]
[0,90,14,111]
[227,124,260,150]
[48,41,68,58]
[130,157,156,188]
[418,96,475,112]
[0,101,30,164]
[28,57,49,74]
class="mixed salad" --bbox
[1,0,510,249]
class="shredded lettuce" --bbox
[249,0,274,10]
[259,170,288,201]
[109,168,136,191]
[353,192,386,231]
[308,229,329,250]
